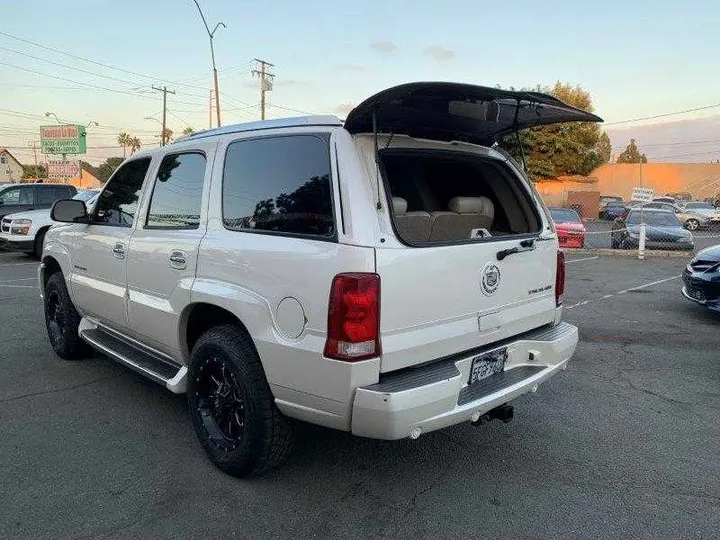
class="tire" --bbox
[34,228,47,260]
[44,272,92,360]
[685,219,699,231]
[187,324,294,477]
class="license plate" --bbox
[468,348,507,385]
[690,288,706,301]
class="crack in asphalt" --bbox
[0,375,119,404]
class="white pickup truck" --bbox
[1,189,98,258]
[40,82,599,477]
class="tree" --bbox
[182,126,195,135]
[95,157,124,183]
[616,139,648,164]
[499,82,611,180]
[129,137,141,154]
[160,128,174,145]
[117,132,132,158]
[21,164,47,179]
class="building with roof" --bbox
[0,148,23,183]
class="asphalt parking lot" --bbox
[1,250,719,540]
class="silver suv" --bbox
[40,82,598,477]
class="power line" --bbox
[605,103,720,126]
[0,30,213,93]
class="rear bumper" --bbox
[351,322,578,439]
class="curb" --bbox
[563,248,692,259]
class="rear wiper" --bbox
[496,239,536,261]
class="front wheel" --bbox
[187,324,294,477]
[44,272,92,360]
[685,219,699,231]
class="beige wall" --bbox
[0,151,23,183]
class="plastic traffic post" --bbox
[638,222,646,260]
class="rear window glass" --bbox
[222,135,334,238]
[685,202,712,209]
[550,209,581,222]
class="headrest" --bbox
[448,196,482,213]
[448,196,495,217]
[392,197,408,214]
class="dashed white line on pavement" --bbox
[566,256,600,264]
[0,284,36,289]
[0,262,37,268]
[0,277,36,284]
[566,275,681,310]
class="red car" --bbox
[550,208,586,248]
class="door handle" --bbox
[496,239,536,261]
[112,242,126,259]
[169,250,188,270]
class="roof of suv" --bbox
[176,115,343,143]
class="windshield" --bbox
[73,190,100,202]
[685,202,713,210]
[607,202,625,208]
[627,211,681,227]
[550,208,581,222]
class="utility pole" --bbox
[252,59,275,120]
[28,141,39,178]
[152,85,176,146]
[209,89,213,129]
[192,0,225,127]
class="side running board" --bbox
[79,323,187,394]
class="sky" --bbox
[1,0,719,165]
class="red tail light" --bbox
[324,273,381,361]
[556,251,566,306]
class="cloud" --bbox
[335,64,365,72]
[333,103,355,116]
[371,41,398,55]
[424,45,455,61]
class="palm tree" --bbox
[182,126,195,135]
[117,132,132,157]
[129,137,141,155]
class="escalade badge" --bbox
[481,263,501,296]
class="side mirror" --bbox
[51,199,88,223]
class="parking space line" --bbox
[566,256,600,264]
[566,275,681,310]
[0,284,36,289]
[617,275,681,295]
[0,262,37,267]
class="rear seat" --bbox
[392,197,432,243]
[429,196,495,241]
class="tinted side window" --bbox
[146,153,206,229]
[0,187,32,205]
[92,158,151,227]
[37,186,67,205]
[222,135,334,238]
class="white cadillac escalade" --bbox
[39,82,600,477]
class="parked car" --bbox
[550,207,586,248]
[652,196,676,204]
[612,208,694,250]
[682,244,720,311]
[40,82,597,477]
[599,200,627,220]
[0,189,99,258]
[0,183,77,221]
[634,201,710,230]
[680,201,720,228]
[600,195,623,209]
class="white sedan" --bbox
[0,189,99,258]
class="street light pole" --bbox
[193,0,225,128]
